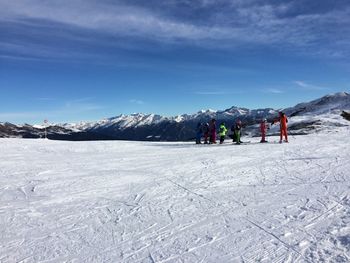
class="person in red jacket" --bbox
[274,112,288,143]
[260,118,269,143]
[209,119,217,144]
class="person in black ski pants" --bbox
[195,122,203,144]
[202,122,210,144]
[209,119,217,144]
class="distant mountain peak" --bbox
[331,91,349,97]
[3,92,349,141]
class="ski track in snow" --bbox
[1,128,350,262]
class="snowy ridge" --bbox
[1,92,350,140]
[67,107,277,132]
[58,92,350,133]
[266,112,350,136]
[100,113,170,130]
[61,114,170,131]
[60,121,96,131]
[285,92,350,116]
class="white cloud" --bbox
[264,88,284,94]
[193,89,244,95]
[63,98,103,112]
[0,1,349,47]
[0,98,104,124]
[194,91,228,95]
[294,81,309,88]
[0,0,349,59]
[36,97,55,101]
[129,99,145,105]
[294,81,328,91]
[0,111,41,121]
[0,0,224,41]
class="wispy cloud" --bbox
[36,97,55,101]
[0,111,42,122]
[194,91,229,95]
[263,88,284,94]
[193,89,244,95]
[129,99,145,105]
[0,97,104,124]
[0,1,218,41]
[294,81,329,91]
[63,98,103,112]
[0,0,349,59]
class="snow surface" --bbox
[1,128,350,262]
[267,113,350,136]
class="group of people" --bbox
[195,112,289,145]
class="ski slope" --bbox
[1,128,350,262]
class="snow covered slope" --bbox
[1,127,350,262]
[284,92,350,116]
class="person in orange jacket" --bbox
[273,112,288,143]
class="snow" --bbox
[174,115,185,122]
[102,114,169,129]
[285,92,350,117]
[59,114,170,132]
[1,127,350,262]
[264,113,350,136]
[56,121,97,131]
[32,125,45,129]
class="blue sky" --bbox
[1,0,350,124]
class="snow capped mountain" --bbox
[91,113,170,133]
[108,113,169,129]
[285,92,350,116]
[1,92,349,140]
[56,92,350,140]
[60,121,97,131]
[60,113,169,131]
[0,122,70,139]
[67,106,278,133]
[66,91,350,133]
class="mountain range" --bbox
[1,92,350,141]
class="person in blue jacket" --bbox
[195,122,203,144]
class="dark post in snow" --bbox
[44,119,48,139]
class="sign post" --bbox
[44,119,48,139]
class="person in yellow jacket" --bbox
[219,122,227,144]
